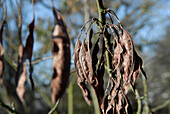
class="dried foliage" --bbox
[74,37,91,105]
[51,6,71,105]
[74,9,147,114]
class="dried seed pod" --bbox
[120,28,134,94]
[23,19,35,89]
[110,25,123,72]
[16,44,27,106]
[101,95,109,114]
[92,38,99,73]
[51,6,70,105]
[112,38,123,71]
[89,28,93,49]
[116,90,124,114]
[74,37,91,105]
[79,41,97,86]
[125,31,147,87]
[124,95,133,114]
[16,64,27,106]
[131,51,147,87]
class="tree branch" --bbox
[0,100,19,114]
[152,100,170,112]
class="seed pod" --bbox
[21,19,35,89]
[124,95,133,114]
[110,26,123,72]
[16,64,27,106]
[74,37,91,105]
[51,6,70,105]
[112,38,123,71]
[16,44,26,105]
[131,51,147,87]
[120,28,134,94]
[92,38,99,73]
[79,40,97,86]
[125,31,147,88]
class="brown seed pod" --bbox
[110,25,123,72]
[92,38,99,73]
[124,95,133,114]
[79,40,97,86]
[51,6,70,105]
[120,27,135,94]
[125,31,147,88]
[16,64,27,106]
[23,19,35,89]
[74,37,91,105]
[16,44,27,105]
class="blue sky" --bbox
[1,0,170,84]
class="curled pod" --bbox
[74,37,91,105]
[119,27,134,94]
[51,6,70,105]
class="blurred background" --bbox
[0,0,170,113]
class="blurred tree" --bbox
[146,25,170,114]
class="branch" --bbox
[48,100,59,114]
[135,89,142,114]
[152,100,170,112]
[0,100,19,114]
[96,0,112,78]
[142,76,150,113]
[26,56,53,65]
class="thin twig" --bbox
[25,56,53,65]
[152,100,170,112]
[0,100,19,114]
[48,100,60,114]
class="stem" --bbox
[96,0,105,25]
[68,81,73,114]
[91,87,100,114]
[96,0,112,77]
[142,76,149,114]
[0,100,19,114]
[152,100,170,112]
[136,89,142,114]
[48,100,59,114]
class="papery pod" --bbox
[16,44,27,106]
[97,38,105,100]
[110,26,123,72]
[89,28,93,49]
[51,6,70,105]
[74,37,91,105]
[79,40,97,86]
[125,30,147,87]
[92,38,99,73]
[116,90,124,114]
[16,64,27,106]
[23,19,35,89]
[120,27,134,94]
[124,95,133,114]
[101,95,109,114]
